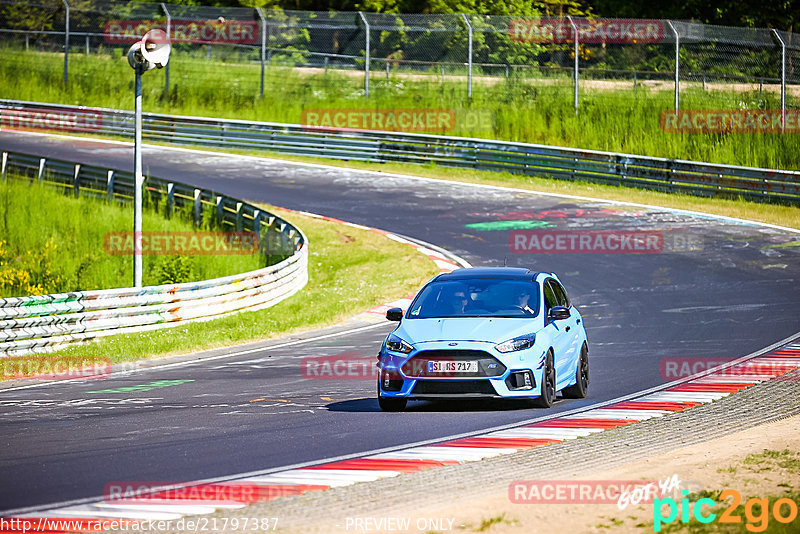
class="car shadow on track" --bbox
[325,398,557,412]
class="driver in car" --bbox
[516,288,535,315]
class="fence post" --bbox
[216,195,224,225]
[1,152,7,181]
[161,3,171,95]
[73,163,80,197]
[235,202,243,231]
[193,188,202,227]
[461,13,473,98]
[358,11,370,98]
[772,29,787,132]
[567,16,579,114]
[38,158,46,182]
[666,21,680,112]
[61,0,69,88]
[256,7,266,97]
[106,170,114,201]
[85,34,89,55]
[166,182,174,218]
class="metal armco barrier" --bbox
[1,99,798,203]
[0,150,308,357]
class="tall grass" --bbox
[0,46,797,170]
[0,177,264,297]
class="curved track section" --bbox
[0,132,798,513]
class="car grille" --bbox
[411,379,497,396]
[402,350,506,378]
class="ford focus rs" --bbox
[377,267,588,411]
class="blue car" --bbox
[377,267,588,411]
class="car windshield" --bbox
[407,279,540,319]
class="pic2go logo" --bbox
[654,489,798,532]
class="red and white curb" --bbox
[4,343,799,532]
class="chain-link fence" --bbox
[0,1,797,114]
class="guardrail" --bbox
[1,99,798,203]
[0,150,308,357]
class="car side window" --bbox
[544,280,558,312]
[552,280,570,308]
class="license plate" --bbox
[427,360,478,373]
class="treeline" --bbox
[158,0,796,32]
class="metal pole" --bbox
[772,29,786,132]
[667,21,679,112]
[161,3,171,94]
[359,11,370,98]
[462,13,472,98]
[62,0,69,88]
[257,8,266,97]
[134,67,144,288]
[567,16,578,114]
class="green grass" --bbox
[0,177,263,297]
[1,45,798,170]
[3,208,438,377]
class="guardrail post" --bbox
[256,8,266,97]
[567,16,579,114]
[193,188,201,227]
[216,195,224,226]
[38,158,46,182]
[358,12,370,98]
[161,3,171,95]
[106,170,114,201]
[85,34,89,55]
[166,182,174,218]
[73,163,80,197]
[253,209,262,234]
[772,29,786,132]
[667,21,680,112]
[1,152,7,181]
[235,202,243,231]
[61,0,69,88]
[461,14,473,99]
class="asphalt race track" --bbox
[1,132,798,512]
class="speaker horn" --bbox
[127,28,171,72]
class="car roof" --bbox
[435,267,541,282]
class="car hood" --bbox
[396,317,543,345]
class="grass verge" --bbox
[3,208,439,380]
[0,46,798,170]
[0,177,264,297]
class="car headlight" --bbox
[495,335,536,353]
[385,334,413,354]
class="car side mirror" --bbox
[548,306,570,320]
[386,308,404,322]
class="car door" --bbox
[543,279,572,388]
[551,279,582,374]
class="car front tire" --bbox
[378,382,407,412]
[562,344,589,399]
[532,350,556,408]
